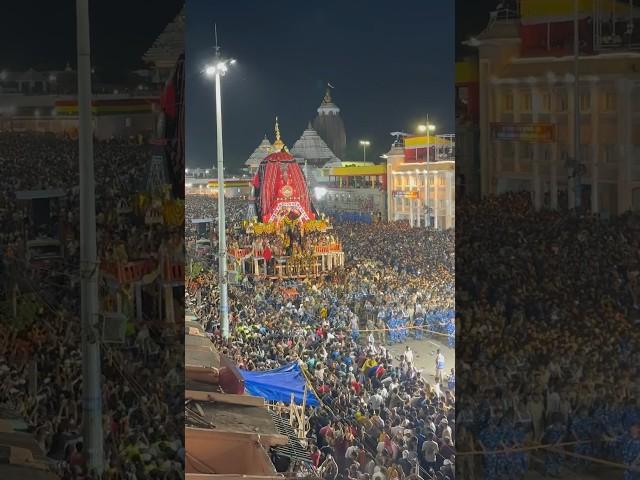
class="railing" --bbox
[313,243,342,254]
[229,247,251,259]
[101,259,156,284]
[162,259,184,283]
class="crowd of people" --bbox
[456,192,640,479]
[186,195,456,479]
[0,132,184,479]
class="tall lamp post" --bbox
[573,0,583,210]
[76,0,103,473]
[205,35,235,340]
[417,116,436,162]
[359,140,370,163]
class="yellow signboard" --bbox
[404,135,453,148]
[491,123,555,143]
[392,190,419,199]
[521,0,635,23]
[330,165,386,176]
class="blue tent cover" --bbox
[240,363,320,406]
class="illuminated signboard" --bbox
[491,123,555,143]
[392,191,419,199]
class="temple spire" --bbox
[323,83,333,104]
[272,116,287,152]
[275,116,281,142]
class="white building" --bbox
[386,135,455,229]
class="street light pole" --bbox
[206,28,235,340]
[213,56,229,340]
[76,0,103,474]
[359,140,370,163]
[573,0,582,210]
[214,68,229,340]
[426,114,431,164]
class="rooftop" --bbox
[290,122,341,167]
[143,7,185,68]
[245,136,273,168]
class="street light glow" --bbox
[313,186,328,200]
[418,124,436,133]
[205,65,216,76]
[359,140,370,146]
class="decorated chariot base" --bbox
[229,215,344,279]
[229,137,344,279]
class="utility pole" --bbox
[76,0,104,474]
[573,0,582,210]
[213,25,229,339]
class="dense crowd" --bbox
[0,132,184,479]
[186,195,456,480]
[457,192,640,479]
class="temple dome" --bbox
[245,135,273,171]
[312,85,346,159]
[290,122,341,168]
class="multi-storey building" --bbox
[456,58,481,200]
[386,134,455,229]
[470,0,640,213]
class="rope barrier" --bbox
[357,324,453,337]
[456,430,640,457]
[546,445,640,473]
[456,439,591,456]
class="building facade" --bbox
[315,164,387,220]
[386,135,455,229]
[456,59,481,200]
[471,0,640,213]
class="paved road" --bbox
[387,334,454,386]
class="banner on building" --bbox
[491,123,555,143]
[392,190,419,199]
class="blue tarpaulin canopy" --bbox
[239,363,320,406]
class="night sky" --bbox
[456,0,498,60]
[186,0,454,172]
[0,1,182,82]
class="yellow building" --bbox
[385,135,455,229]
[470,0,640,213]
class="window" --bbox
[604,91,617,112]
[579,144,590,163]
[521,143,533,160]
[503,93,514,112]
[521,92,532,112]
[633,188,640,211]
[503,142,515,159]
[580,92,591,112]
[556,92,568,112]
[542,93,552,112]
[560,149,569,162]
[602,144,616,164]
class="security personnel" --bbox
[478,417,501,480]
[571,407,594,469]
[623,423,640,480]
[446,317,455,348]
[542,413,566,476]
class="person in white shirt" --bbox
[404,346,414,366]
[435,349,445,384]
[368,392,383,411]
[421,434,439,472]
